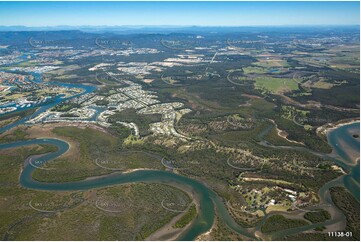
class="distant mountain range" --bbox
[0,25,359,34]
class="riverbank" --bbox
[146,181,201,240]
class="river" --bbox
[257,121,359,239]
[0,81,96,133]
[0,138,255,240]
[0,74,359,239]
[327,122,360,201]
[0,122,358,240]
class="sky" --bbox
[0,1,359,27]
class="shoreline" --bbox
[316,118,360,137]
[322,119,360,166]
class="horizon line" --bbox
[0,24,360,28]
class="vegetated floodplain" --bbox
[261,215,309,234]
[330,187,360,241]
[173,203,197,228]
[304,209,331,224]
[30,126,165,182]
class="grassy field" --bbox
[254,77,299,94]
[243,66,267,74]
[254,59,289,69]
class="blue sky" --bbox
[0,1,359,26]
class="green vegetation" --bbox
[254,59,289,68]
[94,99,109,106]
[13,60,38,67]
[0,108,35,124]
[52,103,81,112]
[123,134,144,145]
[243,66,267,74]
[283,233,345,241]
[32,126,164,182]
[273,117,332,153]
[97,183,191,240]
[0,128,28,143]
[204,216,246,240]
[108,124,131,141]
[281,105,309,121]
[108,109,162,136]
[330,187,360,241]
[254,77,299,94]
[304,209,331,224]
[1,29,359,241]
[0,132,190,240]
[0,145,62,239]
[263,126,300,146]
[1,172,190,240]
[32,127,115,182]
[173,204,197,228]
[261,215,309,233]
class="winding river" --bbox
[0,122,358,240]
[0,138,255,240]
[0,75,359,240]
